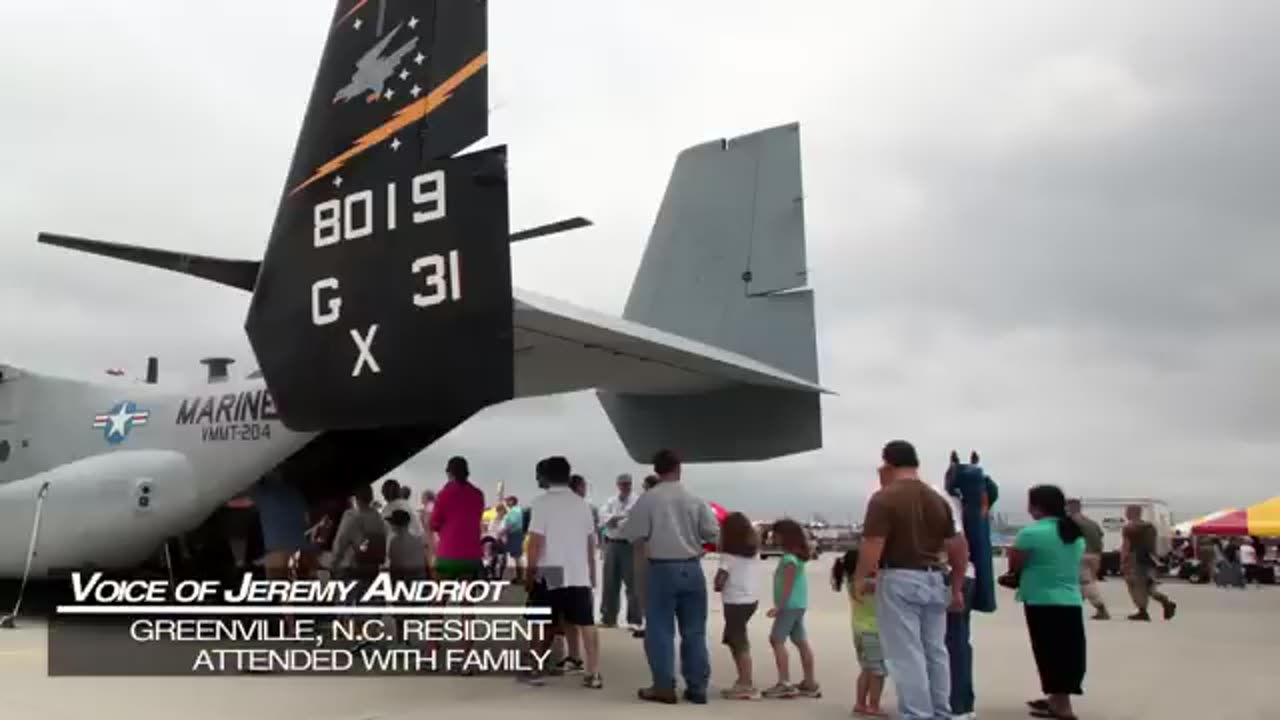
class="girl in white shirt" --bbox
[715,512,762,699]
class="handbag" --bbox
[997,569,1020,589]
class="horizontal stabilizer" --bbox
[510,217,593,242]
[38,219,582,293]
[598,386,821,463]
[38,233,260,292]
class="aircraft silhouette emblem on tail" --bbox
[334,22,420,104]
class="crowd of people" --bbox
[829,441,1180,720]
[258,439,1186,717]
[1169,533,1275,587]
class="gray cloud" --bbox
[2,1,1276,520]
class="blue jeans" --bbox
[945,578,976,714]
[877,569,952,720]
[643,558,709,693]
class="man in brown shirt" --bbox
[853,440,968,720]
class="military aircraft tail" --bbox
[597,123,823,462]
[245,0,516,434]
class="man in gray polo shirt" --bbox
[619,449,719,705]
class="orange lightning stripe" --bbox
[335,0,370,28]
[289,52,489,197]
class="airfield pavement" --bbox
[0,558,1275,720]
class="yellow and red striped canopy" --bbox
[1192,496,1280,537]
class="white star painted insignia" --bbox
[353,17,363,30]
[106,405,133,439]
[409,84,422,98]
[408,16,420,30]
[333,175,344,188]
[390,137,402,152]
[399,69,410,81]
[414,52,426,65]
[384,87,395,100]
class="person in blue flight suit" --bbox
[943,450,999,720]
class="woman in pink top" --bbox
[430,456,486,580]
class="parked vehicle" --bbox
[1076,497,1174,577]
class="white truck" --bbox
[1077,497,1174,577]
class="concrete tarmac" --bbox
[0,559,1274,720]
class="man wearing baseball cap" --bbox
[853,440,969,720]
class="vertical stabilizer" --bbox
[598,123,822,463]
[245,0,514,433]
[621,122,817,383]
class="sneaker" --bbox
[1163,601,1177,620]
[720,685,758,700]
[1092,607,1110,620]
[795,682,822,699]
[583,672,604,689]
[1127,611,1151,622]
[557,657,585,675]
[632,628,645,639]
[683,688,708,704]
[762,683,798,699]
[516,671,545,686]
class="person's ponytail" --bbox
[1056,513,1083,544]
[1029,484,1083,545]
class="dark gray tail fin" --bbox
[246,0,515,433]
[598,123,823,463]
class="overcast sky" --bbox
[2,1,1276,521]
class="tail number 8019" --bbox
[309,169,462,325]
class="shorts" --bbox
[770,607,807,644]
[435,558,482,581]
[545,586,594,627]
[854,630,886,676]
[722,602,757,653]
[506,533,525,558]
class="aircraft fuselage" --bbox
[0,371,313,577]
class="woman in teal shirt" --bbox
[1008,485,1086,720]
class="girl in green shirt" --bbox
[1008,485,1086,720]
[763,519,821,699]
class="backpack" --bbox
[521,506,532,534]
[353,510,387,568]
